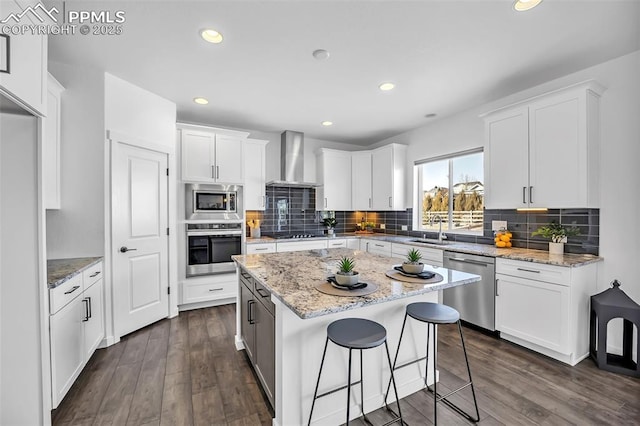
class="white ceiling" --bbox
[47,0,640,145]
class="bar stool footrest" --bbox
[426,386,480,423]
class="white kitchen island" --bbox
[233,248,480,426]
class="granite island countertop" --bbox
[246,234,602,267]
[47,257,103,289]
[232,248,480,319]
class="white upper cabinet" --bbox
[351,151,372,210]
[316,148,352,211]
[484,81,604,209]
[371,144,406,211]
[43,74,64,209]
[179,124,248,184]
[0,0,47,116]
[244,138,269,210]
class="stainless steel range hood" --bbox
[266,130,318,188]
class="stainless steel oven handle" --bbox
[187,230,242,236]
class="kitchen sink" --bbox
[409,238,451,246]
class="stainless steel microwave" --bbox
[185,183,243,221]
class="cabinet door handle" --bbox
[89,271,101,278]
[368,198,372,208]
[261,195,265,208]
[495,278,499,297]
[217,165,220,179]
[389,196,392,207]
[517,267,540,273]
[529,186,533,204]
[248,300,256,324]
[87,296,92,319]
[522,186,527,204]
[208,287,224,292]
[212,165,215,179]
[82,298,90,322]
[324,198,328,208]
[64,285,80,295]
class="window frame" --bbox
[412,148,484,235]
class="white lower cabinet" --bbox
[363,239,392,257]
[391,243,443,267]
[495,258,597,366]
[181,273,237,306]
[246,242,277,254]
[50,261,105,408]
[276,240,328,252]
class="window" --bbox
[414,149,484,235]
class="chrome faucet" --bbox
[429,214,447,243]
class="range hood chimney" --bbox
[266,130,318,188]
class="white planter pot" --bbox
[335,272,359,285]
[549,242,564,255]
[402,262,424,274]
[327,229,334,236]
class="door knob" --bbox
[120,246,137,253]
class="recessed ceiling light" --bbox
[193,97,209,105]
[379,82,395,91]
[312,49,330,60]
[513,0,542,12]
[201,29,223,44]
[425,113,437,118]
[321,121,333,126]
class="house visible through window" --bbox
[414,149,484,235]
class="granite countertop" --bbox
[247,233,601,267]
[47,257,103,289]
[232,248,480,319]
[246,234,361,244]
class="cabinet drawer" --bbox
[50,274,83,315]
[496,258,571,286]
[392,243,443,265]
[83,262,103,289]
[254,280,275,316]
[277,240,328,252]
[183,279,237,304]
[364,239,392,256]
[327,239,347,249]
[247,243,276,254]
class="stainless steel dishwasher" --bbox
[443,251,496,331]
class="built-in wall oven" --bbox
[186,222,243,277]
[185,183,243,221]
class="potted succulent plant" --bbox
[531,221,580,255]
[402,248,424,274]
[335,256,359,286]
[323,217,337,236]
[364,221,375,232]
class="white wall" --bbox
[0,112,44,425]
[377,50,640,312]
[45,62,105,259]
[104,74,177,148]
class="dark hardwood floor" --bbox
[52,305,640,426]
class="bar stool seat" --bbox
[386,302,480,425]
[308,318,404,426]
[328,318,388,349]
[407,302,460,324]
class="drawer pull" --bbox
[255,247,268,251]
[64,285,80,295]
[89,271,101,278]
[208,288,224,292]
[517,267,540,274]
[255,288,269,298]
[375,244,384,247]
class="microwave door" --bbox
[195,193,226,212]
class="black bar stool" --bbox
[385,302,480,425]
[308,318,404,426]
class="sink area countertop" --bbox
[47,257,103,289]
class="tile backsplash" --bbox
[247,187,599,255]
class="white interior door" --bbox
[112,142,169,338]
